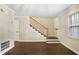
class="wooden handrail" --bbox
[30,16,48,30]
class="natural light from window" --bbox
[69,11,79,39]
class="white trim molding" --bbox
[46,42,60,43]
[15,40,46,42]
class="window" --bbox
[69,11,79,39]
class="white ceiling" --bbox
[7,4,71,16]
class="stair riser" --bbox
[30,24,47,37]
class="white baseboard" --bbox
[16,40,60,43]
[15,40,46,42]
[46,42,60,43]
[0,45,14,55]
[61,42,79,55]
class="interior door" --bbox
[13,17,19,40]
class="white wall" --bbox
[16,16,46,42]
[0,9,9,43]
[58,5,79,54]
[0,5,16,54]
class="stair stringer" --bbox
[19,24,47,42]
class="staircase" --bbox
[30,25,46,39]
[30,25,47,37]
[29,17,59,42]
[30,17,48,38]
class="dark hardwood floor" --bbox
[4,41,76,55]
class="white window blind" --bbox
[69,12,79,39]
